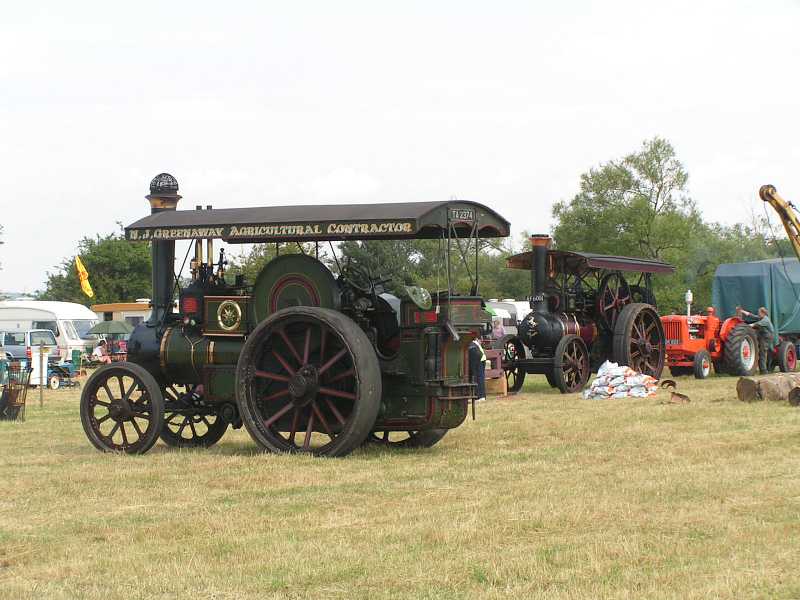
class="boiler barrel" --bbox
[159,327,243,383]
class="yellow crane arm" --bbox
[760,184,800,261]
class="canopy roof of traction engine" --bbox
[506,249,675,275]
[125,200,510,243]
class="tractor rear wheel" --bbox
[236,306,381,457]
[552,335,590,393]
[723,324,758,376]
[79,362,164,454]
[499,335,526,393]
[612,303,666,378]
[777,341,797,372]
[693,350,712,379]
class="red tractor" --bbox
[662,308,796,378]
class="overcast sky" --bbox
[2,0,800,293]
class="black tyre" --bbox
[159,384,228,448]
[723,324,758,376]
[236,306,381,457]
[612,303,666,378]
[777,340,797,373]
[499,334,526,393]
[79,362,165,454]
[544,371,558,388]
[693,350,712,379]
[552,334,590,393]
[367,429,448,448]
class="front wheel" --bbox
[159,384,228,448]
[552,335,590,393]
[367,429,448,448]
[79,362,164,454]
[236,307,381,457]
[693,350,712,379]
[48,374,61,390]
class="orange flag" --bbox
[75,256,94,298]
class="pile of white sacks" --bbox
[583,360,659,399]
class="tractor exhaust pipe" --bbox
[145,173,182,325]
[530,235,551,312]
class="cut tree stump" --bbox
[736,373,800,403]
[789,387,800,407]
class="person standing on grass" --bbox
[740,306,776,374]
[469,337,487,402]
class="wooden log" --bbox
[737,377,760,402]
[737,373,800,403]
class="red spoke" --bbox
[319,348,348,375]
[278,329,303,366]
[263,403,293,428]
[311,402,334,439]
[303,413,315,450]
[254,370,290,383]
[319,328,327,364]
[303,328,312,365]
[326,369,355,384]
[319,386,357,401]
[263,388,290,402]
[325,398,346,425]
[272,350,296,376]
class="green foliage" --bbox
[337,237,530,300]
[552,137,781,312]
[228,242,319,284]
[38,233,152,306]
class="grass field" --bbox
[2,374,800,599]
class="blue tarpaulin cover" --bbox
[712,258,800,335]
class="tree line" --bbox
[32,137,788,312]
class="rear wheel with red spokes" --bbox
[612,303,666,378]
[236,307,381,457]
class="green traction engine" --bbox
[79,173,511,456]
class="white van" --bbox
[0,301,99,360]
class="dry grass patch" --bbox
[1,375,799,599]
